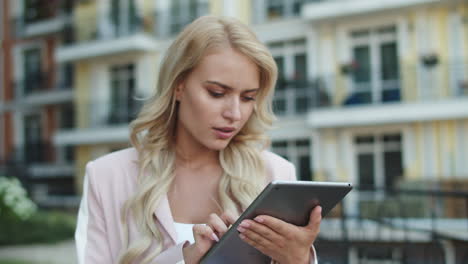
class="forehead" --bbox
[191,48,260,90]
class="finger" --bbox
[221,211,238,227]
[193,224,219,242]
[207,213,229,237]
[239,228,277,256]
[238,220,283,244]
[253,215,292,237]
[306,206,322,230]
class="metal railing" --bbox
[11,65,74,99]
[61,13,150,45]
[317,184,468,263]
[76,100,144,128]
[273,60,468,116]
[10,0,73,38]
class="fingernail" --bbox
[239,234,246,239]
[211,233,219,242]
[240,221,250,228]
[318,206,322,213]
[237,226,245,233]
[254,216,263,223]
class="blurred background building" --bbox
[1,0,468,263]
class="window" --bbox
[24,113,43,163]
[266,0,284,20]
[347,26,400,105]
[270,40,312,116]
[110,0,140,36]
[265,0,316,20]
[169,0,208,34]
[22,47,43,95]
[23,0,56,23]
[58,103,74,130]
[355,133,403,190]
[57,63,74,89]
[272,139,313,181]
[109,64,136,125]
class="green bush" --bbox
[0,176,76,246]
[0,177,37,221]
[0,260,39,264]
[0,210,76,246]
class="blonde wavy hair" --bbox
[119,16,278,264]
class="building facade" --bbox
[253,0,468,263]
[0,0,77,207]
[1,0,467,263]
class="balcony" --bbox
[54,100,144,146]
[56,16,160,62]
[10,0,73,38]
[7,142,74,177]
[12,66,74,106]
[318,183,468,262]
[165,2,210,36]
[323,183,468,240]
[304,60,468,128]
[302,0,441,21]
[273,78,331,117]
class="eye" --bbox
[208,90,224,98]
[242,96,256,102]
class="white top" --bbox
[174,222,195,244]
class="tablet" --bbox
[200,180,352,264]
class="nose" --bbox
[223,97,241,122]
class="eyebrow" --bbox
[205,80,259,93]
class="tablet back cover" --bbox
[200,181,352,264]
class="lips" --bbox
[213,127,236,139]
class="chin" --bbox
[206,140,231,151]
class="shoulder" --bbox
[261,150,296,182]
[85,148,140,198]
[90,147,138,169]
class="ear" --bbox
[175,81,184,102]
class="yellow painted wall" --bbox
[238,0,252,25]
[141,0,156,33]
[400,12,419,102]
[209,0,223,16]
[75,62,91,129]
[75,1,98,42]
[434,8,451,98]
[460,4,468,79]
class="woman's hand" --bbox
[237,206,322,264]
[183,212,238,264]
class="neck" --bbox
[175,147,219,169]
[174,136,219,170]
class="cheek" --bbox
[241,104,255,123]
[181,92,216,124]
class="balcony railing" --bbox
[10,0,73,38]
[273,60,468,116]
[315,184,468,264]
[61,14,149,46]
[12,66,74,99]
[21,142,54,165]
[13,72,49,97]
[324,184,468,239]
[166,2,210,35]
[77,100,144,128]
[273,78,331,116]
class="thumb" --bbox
[306,205,322,230]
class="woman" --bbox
[75,16,321,264]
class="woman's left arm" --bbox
[236,204,321,264]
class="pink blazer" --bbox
[75,148,317,263]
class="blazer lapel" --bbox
[154,194,177,244]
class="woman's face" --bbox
[175,47,260,152]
